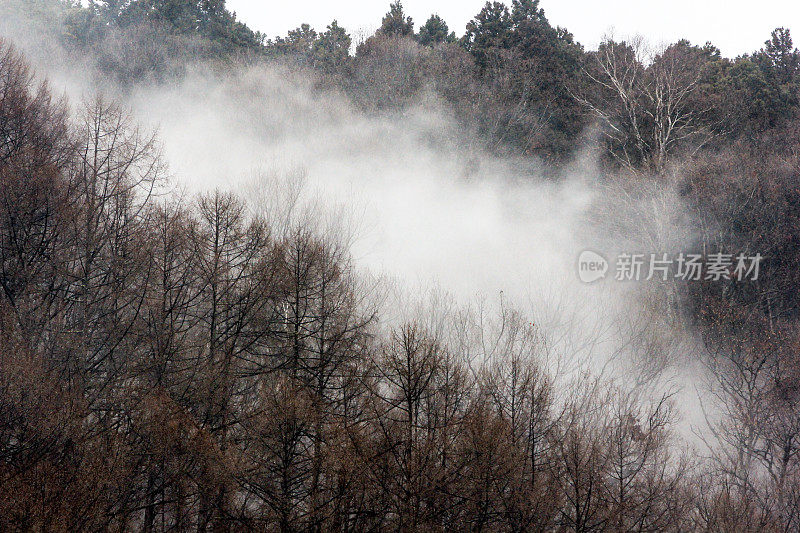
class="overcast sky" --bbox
[227,0,799,57]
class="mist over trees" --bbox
[2,0,800,531]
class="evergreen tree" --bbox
[417,14,455,46]
[721,28,800,131]
[762,27,800,85]
[462,1,512,70]
[114,0,261,49]
[378,1,413,37]
[283,23,318,54]
[312,20,351,72]
[510,0,546,25]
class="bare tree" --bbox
[575,36,715,171]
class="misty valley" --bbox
[1,0,799,531]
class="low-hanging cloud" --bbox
[2,14,706,435]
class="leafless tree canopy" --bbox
[2,0,800,529]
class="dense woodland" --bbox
[2,0,800,531]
